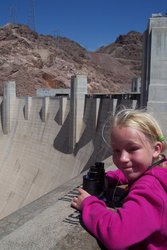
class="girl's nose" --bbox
[119,150,129,162]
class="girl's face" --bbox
[111,126,161,181]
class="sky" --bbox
[0,0,167,51]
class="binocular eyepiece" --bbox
[83,162,105,196]
[83,162,128,208]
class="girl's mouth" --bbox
[123,166,133,172]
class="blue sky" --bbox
[0,0,167,51]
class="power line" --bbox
[27,0,36,31]
[10,5,17,24]
[53,29,61,49]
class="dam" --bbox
[0,13,166,249]
[0,75,140,220]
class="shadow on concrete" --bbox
[82,98,113,171]
[53,112,72,154]
[73,98,97,155]
[0,101,4,133]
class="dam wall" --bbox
[0,74,140,219]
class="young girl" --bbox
[71,109,167,250]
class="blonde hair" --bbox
[111,109,167,153]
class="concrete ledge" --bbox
[0,172,101,250]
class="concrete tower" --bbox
[141,13,167,131]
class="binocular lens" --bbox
[83,162,105,196]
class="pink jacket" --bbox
[81,165,167,250]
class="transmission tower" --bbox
[27,0,36,31]
[10,5,17,24]
[53,29,61,49]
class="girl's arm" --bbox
[81,181,163,249]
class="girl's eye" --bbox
[128,147,139,152]
[113,149,120,154]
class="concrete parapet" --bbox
[36,87,70,97]
[2,80,16,134]
[95,97,101,126]
[131,77,141,93]
[69,74,87,151]
[59,96,68,125]
[116,94,134,110]
[41,97,49,122]
[132,99,138,109]
[112,98,118,114]
[24,96,32,120]
[83,96,98,131]
[0,171,104,250]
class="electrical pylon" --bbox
[27,0,36,31]
[10,5,17,24]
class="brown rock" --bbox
[0,23,143,96]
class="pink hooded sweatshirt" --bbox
[81,165,167,250]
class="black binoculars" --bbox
[83,162,129,208]
[83,162,105,196]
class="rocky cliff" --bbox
[0,23,143,96]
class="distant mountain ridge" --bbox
[0,23,143,96]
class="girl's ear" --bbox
[153,142,163,158]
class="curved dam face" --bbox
[0,76,140,219]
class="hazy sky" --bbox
[0,0,166,51]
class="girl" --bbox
[71,109,167,250]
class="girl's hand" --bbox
[71,188,90,210]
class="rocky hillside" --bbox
[0,23,144,96]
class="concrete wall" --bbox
[0,76,141,220]
[141,14,167,135]
[0,76,91,219]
